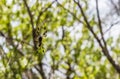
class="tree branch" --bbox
[23,0,48,78]
[23,0,38,50]
[23,0,34,29]
[73,0,102,48]
[73,0,120,73]
[96,0,120,73]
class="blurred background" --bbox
[0,0,120,79]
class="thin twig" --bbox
[36,0,56,27]
[56,0,84,24]
[110,0,120,15]
[104,21,120,34]
[0,31,33,47]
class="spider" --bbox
[38,30,47,47]
[35,23,47,48]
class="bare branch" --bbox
[96,0,103,35]
[96,0,107,49]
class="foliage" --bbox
[0,0,120,79]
